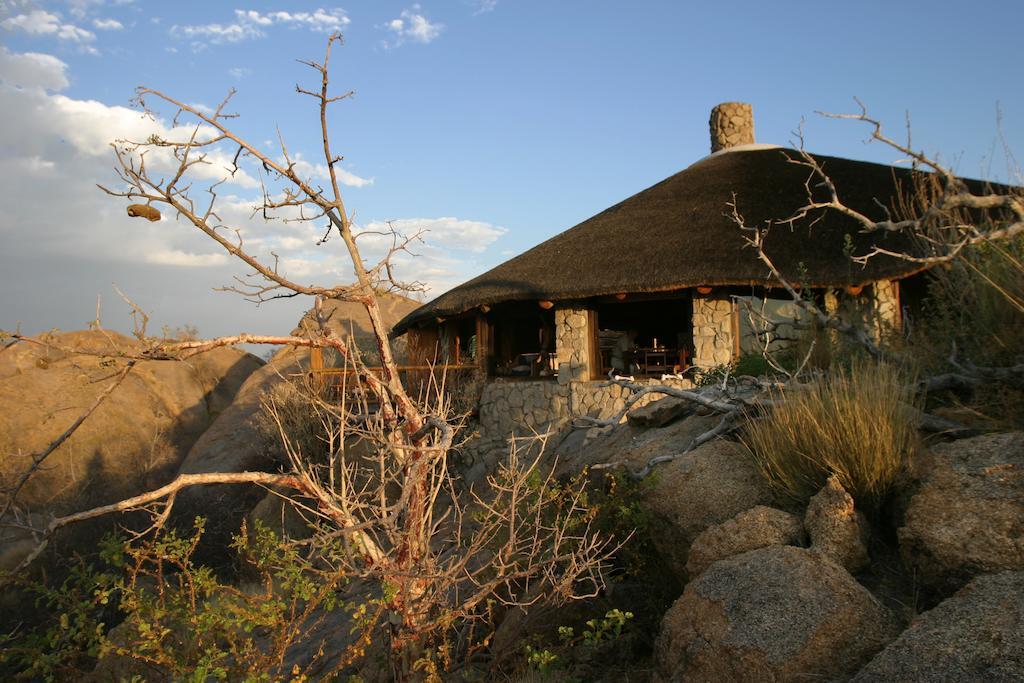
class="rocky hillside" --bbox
[529,399,1024,682]
[168,293,422,548]
[0,330,262,569]
[0,294,420,571]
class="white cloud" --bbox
[362,217,505,253]
[384,6,443,47]
[472,0,498,14]
[238,9,350,32]
[227,67,251,79]
[1,9,97,48]
[0,47,501,339]
[172,7,350,47]
[67,0,134,20]
[91,17,123,30]
[285,154,373,188]
[172,20,263,44]
[0,46,69,91]
[147,249,229,267]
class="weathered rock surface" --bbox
[899,431,1024,598]
[654,546,900,683]
[0,331,261,562]
[643,437,774,581]
[805,474,870,573]
[626,396,692,429]
[173,295,420,547]
[853,571,1024,682]
[0,331,261,510]
[552,412,720,477]
[686,505,805,578]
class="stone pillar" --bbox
[872,280,901,341]
[709,102,755,153]
[555,307,591,384]
[692,294,735,368]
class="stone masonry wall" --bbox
[692,294,735,368]
[478,381,570,439]
[709,102,755,153]
[555,307,591,384]
[479,376,694,441]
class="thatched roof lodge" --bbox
[393,103,929,383]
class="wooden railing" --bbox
[308,347,480,407]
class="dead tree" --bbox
[733,102,1024,388]
[1,34,611,681]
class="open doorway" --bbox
[592,296,693,378]
[489,302,557,379]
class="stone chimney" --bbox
[709,102,755,153]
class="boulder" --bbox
[686,505,805,578]
[805,474,870,573]
[626,396,692,429]
[898,432,1024,598]
[171,347,309,548]
[173,295,420,551]
[654,546,901,683]
[556,413,720,476]
[0,331,261,516]
[643,438,774,581]
[247,488,316,542]
[853,571,1024,682]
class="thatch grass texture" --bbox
[741,362,919,512]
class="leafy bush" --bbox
[740,361,920,512]
[0,554,118,681]
[2,520,372,681]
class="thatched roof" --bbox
[393,147,938,335]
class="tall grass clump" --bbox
[741,361,920,512]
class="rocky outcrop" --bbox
[654,546,900,683]
[551,412,718,476]
[643,438,774,581]
[173,295,420,549]
[805,474,870,573]
[626,396,691,429]
[853,571,1024,682]
[686,505,805,579]
[899,432,1024,598]
[0,332,261,510]
[0,331,261,568]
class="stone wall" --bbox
[478,380,570,439]
[555,307,591,384]
[479,376,694,441]
[692,294,735,368]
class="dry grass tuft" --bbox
[741,361,920,512]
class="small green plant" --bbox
[522,609,634,678]
[0,550,119,681]
[524,645,559,674]
[581,609,633,646]
[101,518,364,680]
[741,360,919,512]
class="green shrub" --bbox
[740,361,920,512]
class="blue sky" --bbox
[1,0,1022,343]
